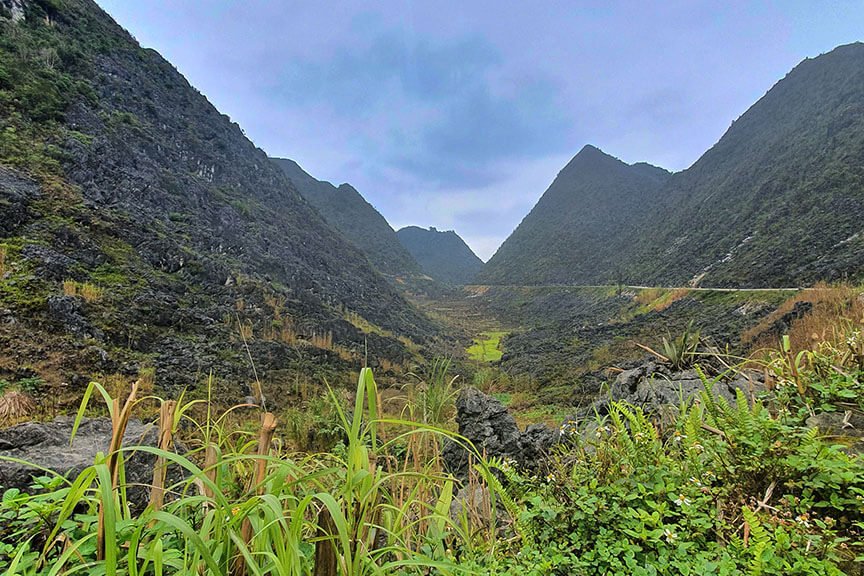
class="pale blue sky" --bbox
[96,1,864,260]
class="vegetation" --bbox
[466,331,506,362]
[2,310,863,574]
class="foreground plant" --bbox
[0,369,476,575]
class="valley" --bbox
[0,1,863,574]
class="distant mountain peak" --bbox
[396,226,483,285]
[272,157,424,280]
[481,42,864,288]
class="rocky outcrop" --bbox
[442,387,556,475]
[0,417,181,509]
[0,166,39,237]
[584,360,765,421]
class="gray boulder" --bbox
[806,411,864,455]
[587,360,764,419]
[442,388,556,475]
[0,417,180,509]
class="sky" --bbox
[96,1,864,261]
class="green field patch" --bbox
[467,330,506,362]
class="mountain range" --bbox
[271,158,423,280]
[480,43,864,288]
[3,0,864,401]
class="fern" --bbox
[742,505,770,576]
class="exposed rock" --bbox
[47,295,103,340]
[0,417,182,509]
[442,388,556,475]
[449,485,499,526]
[21,244,78,281]
[585,360,765,421]
[806,411,864,455]
[0,166,40,236]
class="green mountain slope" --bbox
[633,42,864,287]
[0,0,434,397]
[396,226,484,285]
[477,145,670,285]
[271,158,425,281]
[480,43,864,288]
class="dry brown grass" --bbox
[238,320,254,341]
[62,280,103,302]
[634,287,691,311]
[634,287,664,306]
[0,389,36,426]
[0,245,6,276]
[262,319,298,344]
[743,282,864,355]
[378,358,409,374]
[311,331,333,350]
[654,288,691,311]
[334,345,358,363]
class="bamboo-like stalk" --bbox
[314,508,338,576]
[149,400,176,512]
[203,443,218,501]
[236,412,277,576]
[97,381,140,561]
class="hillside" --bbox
[396,226,484,285]
[633,42,864,287]
[480,43,864,288]
[271,158,424,281]
[0,0,435,399]
[478,146,670,285]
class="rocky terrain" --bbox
[397,226,484,286]
[0,0,438,403]
[272,158,443,296]
[461,285,791,406]
[480,43,864,288]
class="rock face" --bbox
[584,360,765,420]
[0,417,178,508]
[0,0,436,397]
[271,159,421,279]
[442,388,556,474]
[480,43,864,288]
[478,145,670,286]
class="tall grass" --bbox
[0,369,501,575]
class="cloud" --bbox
[264,30,575,189]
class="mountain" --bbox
[271,158,427,282]
[396,226,484,285]
[480,43,864,288]
[0,0,434,398]
[478,146,670,285]
[631,42,864,287]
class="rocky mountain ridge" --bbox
[396,226,484,286]
[0,0,436,400]
[271,158,422,279]
[480,43,864,288]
